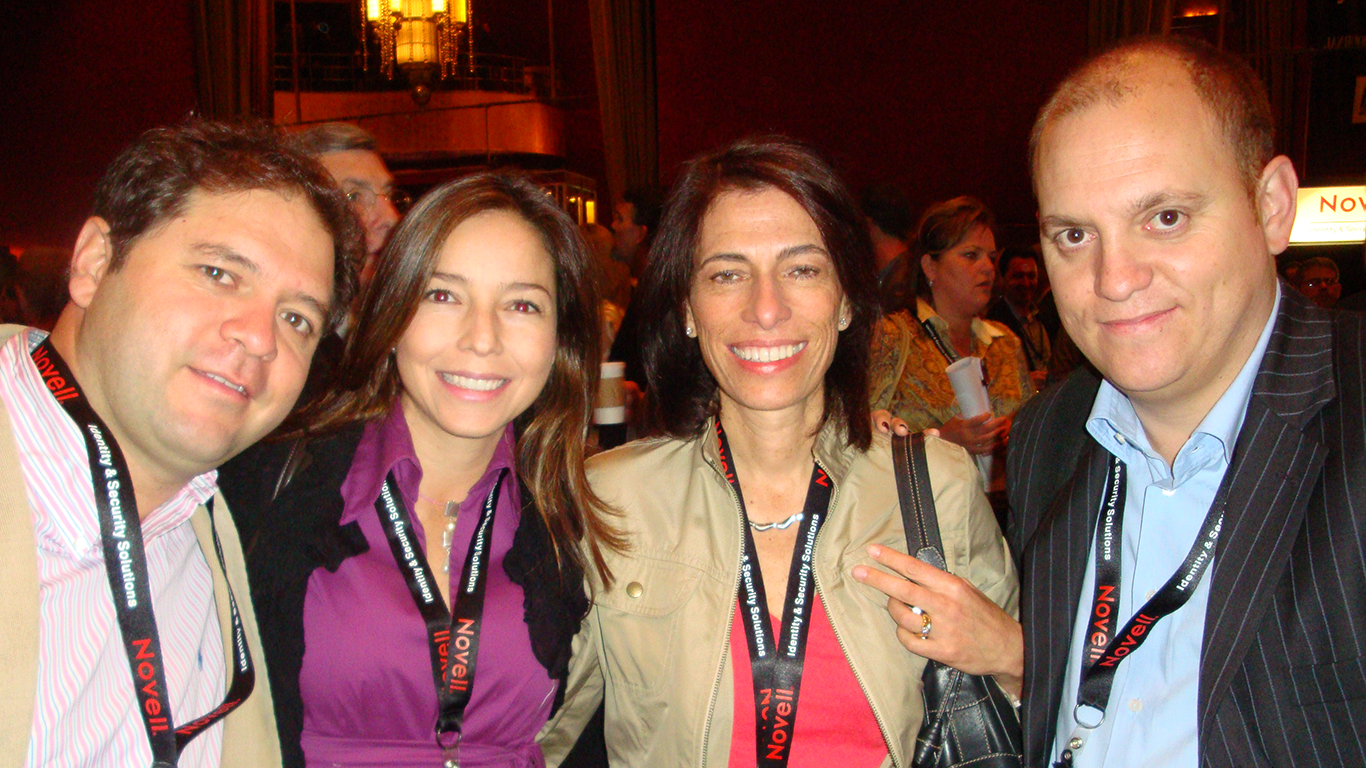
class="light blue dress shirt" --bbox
[1050,287,1281,768]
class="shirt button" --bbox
[1129,698,1143,712]
[626,581,643,598]
[1145,590,1156,600]
[1115,433,1127,445]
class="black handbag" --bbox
[891,432,1023,768]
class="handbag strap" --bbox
[891,432,948,572]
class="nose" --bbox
[1093,238,1152,303]
[457,303,503,357]
[369,199,400,244]
[742,271,793,330]
[223,299,278,361]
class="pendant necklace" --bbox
[749,511,804,532]
[418,491,461,573]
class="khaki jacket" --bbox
[0,325,280,768]
[540,420,1018,767]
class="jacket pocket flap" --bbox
[595,556,702,617]
[1290,654,1366,706]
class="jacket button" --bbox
[626,581,643,598]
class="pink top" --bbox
[0,328,225,767]
[728,594,888,767]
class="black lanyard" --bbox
[920,318,991,386]
[715,421,832,767]
[1055,454,1228,766]
[374,466,507,759]
[30,339,254,768]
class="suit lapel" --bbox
[1021,438,1110,762]
[1198,290,1336,739]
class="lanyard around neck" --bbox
[374,467,507,761]
[1055,454,1229,766]
[715,421,832,768]
[30,338,254,768]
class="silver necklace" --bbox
[749,512,804,532]
[419,491,461,573]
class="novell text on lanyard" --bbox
[29,339,254,768]
[374,467,507,766]
[714,421,832,768]
[1055,454,1228,767]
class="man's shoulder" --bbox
[1014,366,1100,444]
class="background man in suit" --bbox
[1010,36,1366,767]
[987,245,1051,389]
[0,120,359,766]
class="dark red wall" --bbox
[0,1,199,251]
[654,1,1090,244]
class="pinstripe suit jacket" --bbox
[1007,289,1366,768]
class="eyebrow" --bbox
[1038,190,1212,231]
[340,178,394,194]
[1127,191,1210,217]
[698,243,830,267]
[429,271,553,296]
[192,242,331,320]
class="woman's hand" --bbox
[852,544,1023,699]
[937,413,1009,456]
[872,410,939,439]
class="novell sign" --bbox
[1290,186,1366,245]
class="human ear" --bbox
[683,301,697,338]
[920,252,938,286]
[67,217,114,310]
[1257,155,1298,256]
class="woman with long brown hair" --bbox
[219,171,618,768]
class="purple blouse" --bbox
[298,403,555,767]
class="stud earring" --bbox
[838,316,850,330]
[684,325,696,338]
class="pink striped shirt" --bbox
[0,329,227,768]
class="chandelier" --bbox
[364,0,471,102]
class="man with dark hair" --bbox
[610,184,663,280]
[861,183,917,315]
[987,246,1050,386]
[292,122,406,290]
[1010,36,1366,767]
[0,119,358,767]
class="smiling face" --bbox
[685,187,848,425]
[923,224,997,318]
[1002,254,1041,310]
[70,188,335,480]
[395,209,558,452]
[1034,56,1291,420]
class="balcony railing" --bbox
[274,52,546,96]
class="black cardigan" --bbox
[218,425,590,768]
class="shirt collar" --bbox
[1087,284,1283,468]
[6,328,217,554]
[917,298,1004,346]
[341,398,518,524]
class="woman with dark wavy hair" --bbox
[219,171,619,767]
[540,138,1021,767]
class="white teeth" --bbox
[440,373,507,391]
[205,373,246,395]
[730,342,806,363]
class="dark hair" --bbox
[914,196,996,300]
[861,183,915,240]
[299,171,621,585]
[621,185,665,235]
[291,122,378,157]
[639,136,878,451]
[91,119,361,332]
[997,245,1040,277]
[1030,35,1275,196]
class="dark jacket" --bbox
[219,426,590,768]
[1007,289,1366,767]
